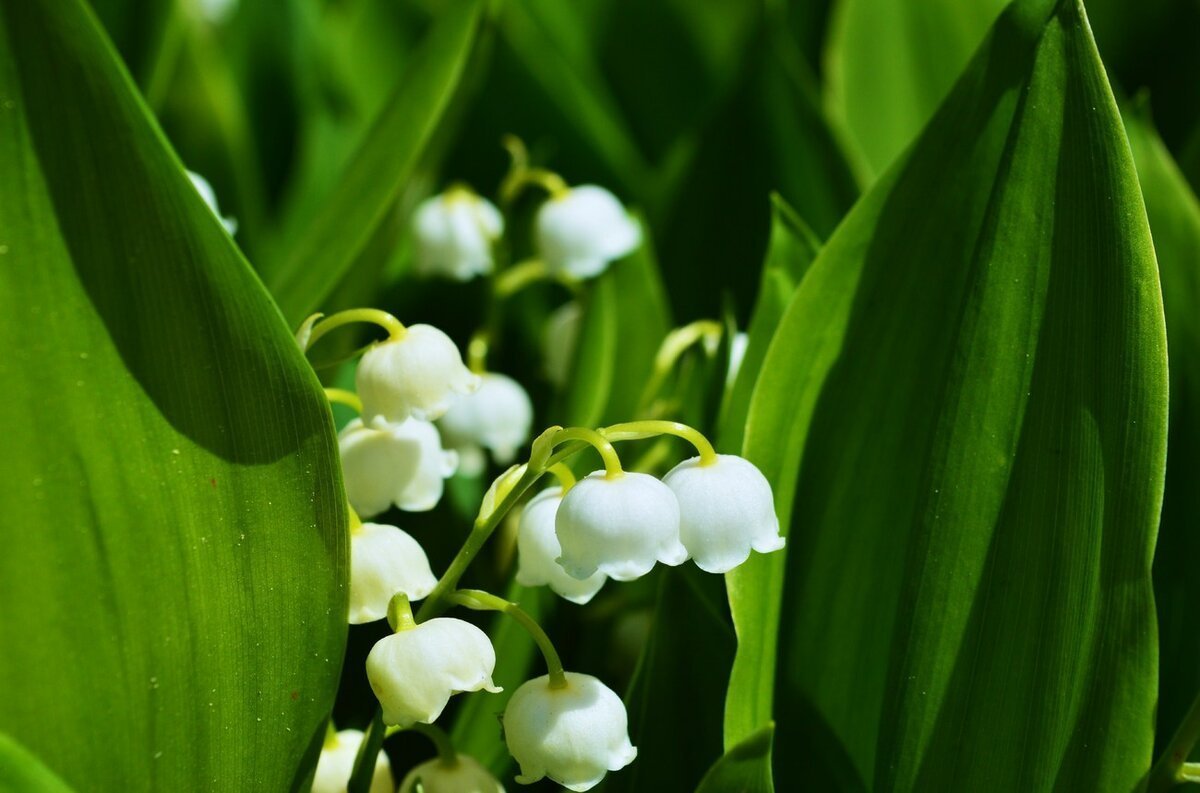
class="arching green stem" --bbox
[451,589,567,689]
[324,388,363,414]
[1150,689,1200,791]
[384,723,458,766]
[302,308,406,352]
[602,420,718,466]
[553,427,624,479]
[547,462,577,493]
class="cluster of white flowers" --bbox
[411,182,639,283]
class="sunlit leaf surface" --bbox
[0,1,347,788]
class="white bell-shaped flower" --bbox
[357,325,480,424]
[504,672,636,791]
[366,617,501,727]
[339,416,457,517]
[516,488,606,604]
[398,753,505,793]
[555,471,686,582]
[413,187,503,281]
[662,454,784,574]
[312,728,393,793]
[438,373,533,477]
[187,170,237,235]
[349,523,438,624]
[535,185,641,279]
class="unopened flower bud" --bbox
[366,618,501,727]
[504,672,636,791]
[555,472,685,581]
[357,325,480,423]
[413,187,503,281]
[662,454,784,573]
[438,373,533,476]
[339,417,457,517]
[398,753,505,793]
[536,186,640,279]
[349,523,437,624]
[312,729,393,793]
[516,488,606,604]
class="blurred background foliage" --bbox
[25,0,1200,789]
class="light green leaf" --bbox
[695,724,775,793]
[0,734,74,793]
[732,1,1166,790]
[0,1,346,789]
[265,0,489,325]
[718,195,821,453]
[824,0,1006,180]
[1125,107,1200,758]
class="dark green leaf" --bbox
[732,2,1167,790]
[265,0,488,325]
[0,1,346,788]
[695,724,775,793]
[1125,107,1200,758]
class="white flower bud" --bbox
[438,373,533,476]
[349,523,438,624]
[366,618,501,727]
[535,186,641,279]
[662,454,784,573]
[413,188,503,281]
[311,729,393,793]
[339,417,457,517]
[398,754,505,793]
[542,302,581,386]
[357,324,480,423]
[503,672,636,791]
[555,472,686,581]
[186,170,237,235]
[516,488,606,604]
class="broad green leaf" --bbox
[695,724,775,793]
[733,2,1167,791]
[554,225,672,428]
[1125,108,1200,757]
[606,568,735,793]
[0,734,74,793]
[0,1,346,789]
[717,195,822,453]
[265,0,488,325]
[824,0,1006,180]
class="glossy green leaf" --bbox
[0,1,346,788]
[0,734,74,793]
[718,195,821,453]
[1125,107,1200,757]
[731,2,1167,790]
[824,0,1006,180]
[695,724,775,793]
[265,0,488,325]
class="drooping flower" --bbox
[413,187,504,281]
[535,186,641,279]
[503,672,636,791]
[311,728,393,793]
[661,454,784,574]
[366,617,501,727]
[186,170,237,235]
[349,522,437,624]
[339,416,457,517]
[516,488,606,604]
[555,471,686,581]
[398,753,505,793]
[356,324,480,423]
[438,373,533,476]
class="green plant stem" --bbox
[554,427,624,478]
[404,723,458,765]
[324,388,362,414]
[304,308,406,351]
[1150,689,1200,791]
[347,709,384,793]
[602,420,718,465]
[450,589,567,688]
